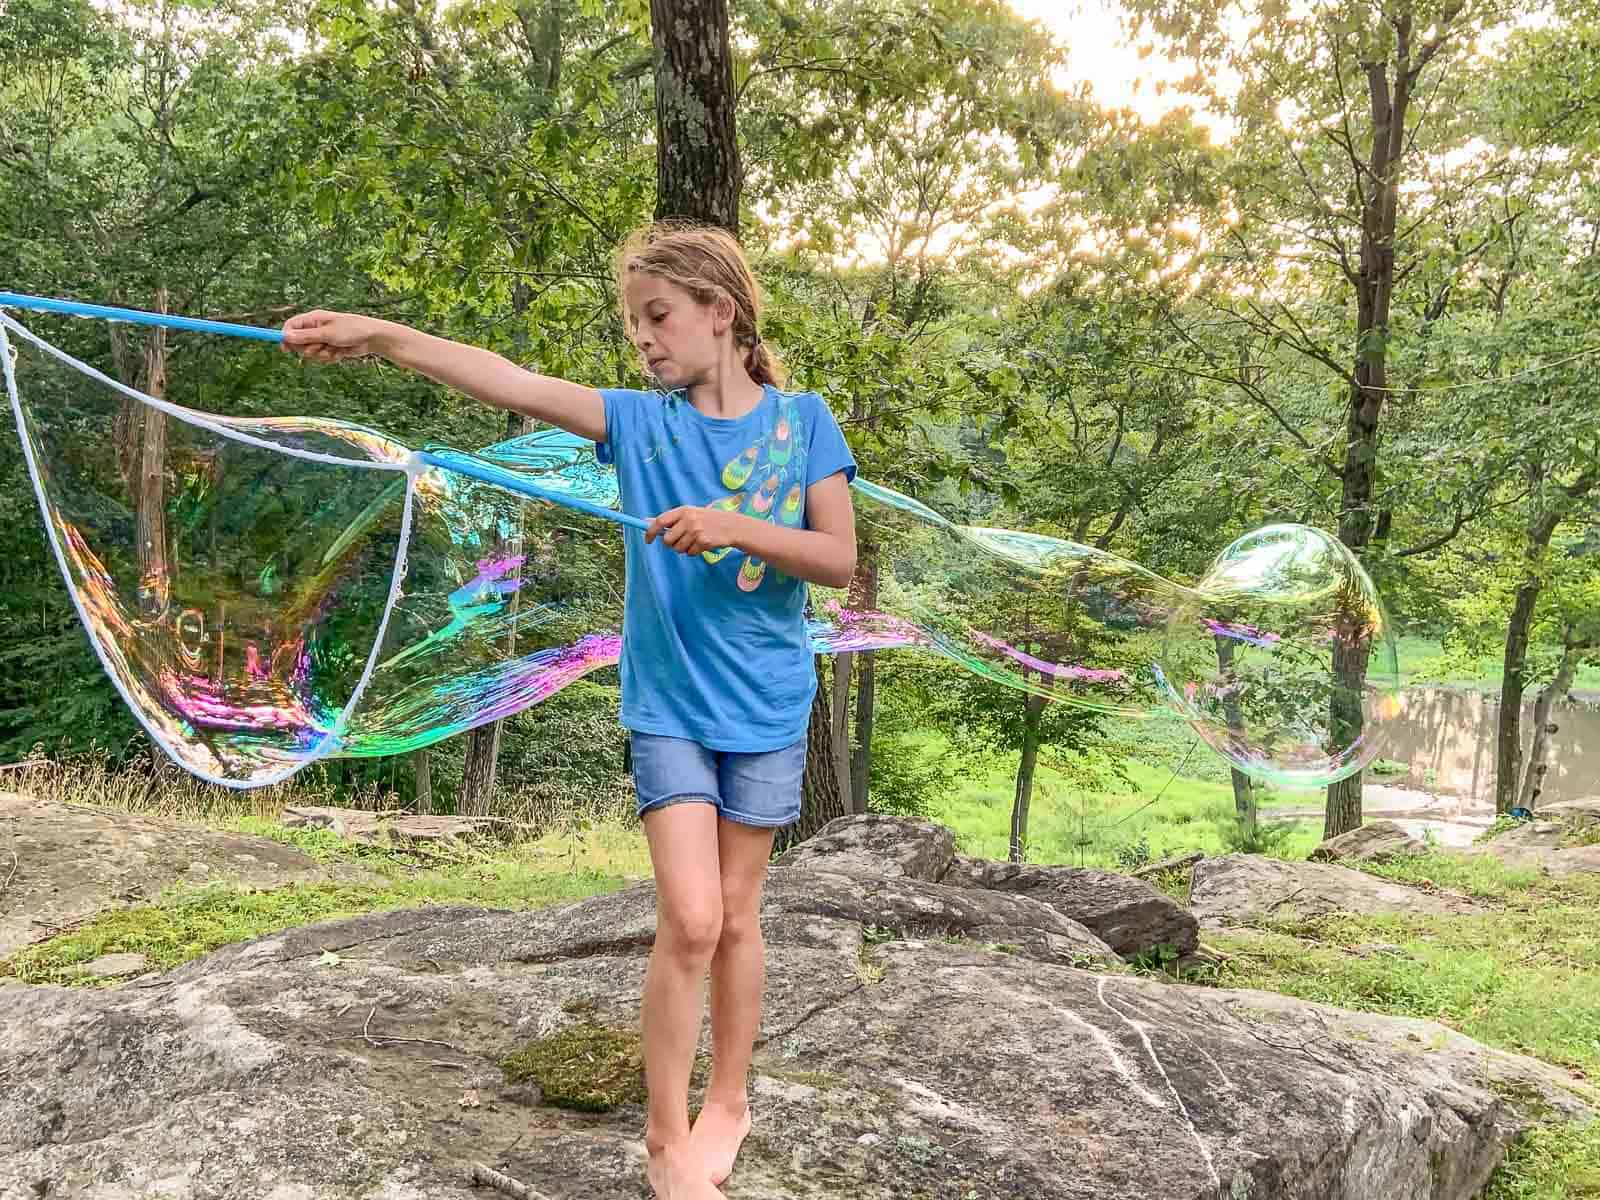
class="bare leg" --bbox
[641,802,727,1200]
[691,817,776,1185]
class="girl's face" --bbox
[623,274,724,388]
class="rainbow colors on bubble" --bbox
[0,301,1400,790]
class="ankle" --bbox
[701,1089,749,1115]
[645,1127,691,1158]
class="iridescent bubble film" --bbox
[1,310,1398,789]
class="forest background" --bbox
[2,0,1598,859]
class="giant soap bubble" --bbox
[0,305,1398,789]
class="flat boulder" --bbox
[1309,820,1425,864]
[1477,821,1600,878]
[773,813,954,881]
[281,805,505,845]
[1189,853,1478,928]
[942,855,1197,961]
[0,793,376,959]
[0,871,1587,1199]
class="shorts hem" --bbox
[718,806,802,830]
[636,792,718,818]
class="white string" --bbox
[0,319,417,790]
[0,312,409,473]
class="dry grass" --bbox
[0,746,636,836]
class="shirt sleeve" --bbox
[595,388,649,464]
[804,392,857,488]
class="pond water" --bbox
[1380,685,1600,806]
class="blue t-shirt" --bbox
[596,384,856,752]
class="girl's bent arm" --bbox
[648,472,858,589]
[282,312,607,443]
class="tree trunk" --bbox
[459,410,535,816]
[649,0,741,232]
[848,559,880,813]
[1517,633,1578,813]
[1010,690,1046,863]
[1324,24,1422,838]
[829,652,855,809]
[135,291,170,621]
[1495,576,1544,815]
[773,657,847,856]
[413,749,433,815]
[1214,637,1256,837]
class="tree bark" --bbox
[413,749,434,814]
[459,410,535,816]
[1214,637,1256,838]
[649,0,741,232]
[829,652,855,809]
[1323,18,1423,837]
[135,289,171,621]
[773,657,847,856]
[848,559,880,812]
[1517,632,1578,813]
[1010,690,1046,863]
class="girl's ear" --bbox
[713,290,735,336]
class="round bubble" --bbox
[1154,524,1399,787]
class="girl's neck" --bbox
[684,354,765,420]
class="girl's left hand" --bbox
[646,506,740,556]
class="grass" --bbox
[1188,853,1600,1195]
[911,728,1324,870]
[1395,633,1600,694]
[3,812,650,986]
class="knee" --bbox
[716,907,762,951]
[658,898,723,962]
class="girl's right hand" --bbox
[281,311,397,363]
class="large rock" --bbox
[0,873,1587,1200]
[1189,854,1478,928]
[0,793,376,958]
[773,813,955,881]
[942,855,1198,961]
[282,805,506,845]
[1539,799,1600,830]
[1309,820,1425,864]
[776,815,1195,962]
[1476,815,1600,877]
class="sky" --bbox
[1005,0,1212,126]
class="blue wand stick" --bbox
[0,290,650,531]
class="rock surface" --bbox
[282,805,508,845]
[1,873,1588,1200]
[943,855,1198,960]
[1474,813,1600,877]
[776,815,1195,962]
[773,812,955,881]
[1189,854,1478,927]
[0,793,376,958]
[1308,820,1425,864]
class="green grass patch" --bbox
[2,833,641,986]
[1484,1119,1600,1199]
[914,729,1321,870]
[1394,634,1600,693]
[1198,860,1600,1194]
[1211,905,1600,1076]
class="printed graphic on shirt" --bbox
[704,394,807,593]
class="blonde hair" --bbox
[613,220,786,387]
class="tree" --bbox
[651,0,741,229]
[1117,0,1592,836]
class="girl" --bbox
[282,222,858,1200]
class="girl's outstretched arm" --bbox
[281,311,607,443]
[647,472,858,589]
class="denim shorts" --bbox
[630,732,807,829]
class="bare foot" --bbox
[690,1097,753,1186]
[647,1141,726,1199]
